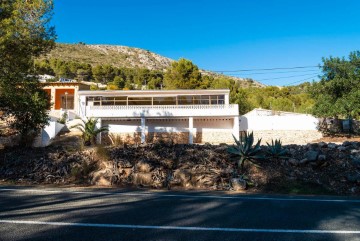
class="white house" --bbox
[76,89,239,144]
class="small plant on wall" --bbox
[227,132,265,171]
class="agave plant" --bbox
[266,139,289,160]
[70,118,108,146]
[227,132,265,170]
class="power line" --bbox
[229,69,321,76]
[213,65,320,73]
[255,73,321,82]
[284,75,320,86]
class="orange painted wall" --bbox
[55,89,75,110]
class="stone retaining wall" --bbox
[104,131,234,145]
[249,130,323,145]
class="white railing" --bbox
[85,104,238,118]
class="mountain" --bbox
[40,43,264,87]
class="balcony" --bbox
[85,104,239,118]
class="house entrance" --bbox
[60,94,74,110]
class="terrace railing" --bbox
[85,104,238,118]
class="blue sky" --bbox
[52,0,360,86]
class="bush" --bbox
[227,132,265,171]
[265,139,289,160]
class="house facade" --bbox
[42,81,90,119]
[77,89,239,144]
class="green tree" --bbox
[0,0,55,145]
[164,58,202,89]
[310,51,360,119]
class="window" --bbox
[178,95,193,105]
[128,97,152,105]
[86,96,101,106]
[153,97,176,105]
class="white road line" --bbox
[1,188,360,203]
[0,219,359,234]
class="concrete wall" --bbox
[240,115,319,131]
[251,130,323,145]
[102,118,235,144]
[34,121,64,147]
[239,114,322,145]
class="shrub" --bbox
[108,133,123,146]
[266,139,289,160]
[227,132,265,171]
[57,112,68,124]
[70,118,108,145]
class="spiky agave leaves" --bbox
[266,139,289,160]
[227,132,265,170]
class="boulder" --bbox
[346,174,360,183]
[337,146,347,152]
[343,141,352,147]
[328,143,337,149]
[230,178,247,191]
[318,142,327,148]
[173,169,192,187]
[305,151,319,162]
[351,157,360,168]
[318,155,326,162]
[288,158,299,166]
[299,158,309,165]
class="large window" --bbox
[102,96,127,105]
[86,94,226,106]
[153,97,176,105]
[128,97,152,105]
[178,95,225,105]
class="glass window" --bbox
[192,96,201,105]
[178,95,192,105]
[86,96,101,106]
[153,97,176,105]
[128,97,152,105]
[200,95,210,105]
[218,95,225,104]
[210,95,218,105]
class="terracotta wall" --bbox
[54,89,74,110]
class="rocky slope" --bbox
[40,43,264,87]
[1,141,360,195]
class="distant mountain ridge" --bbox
[40,43,264,87]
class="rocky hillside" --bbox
[40,43,264,87]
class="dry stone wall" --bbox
[250,130,323,145]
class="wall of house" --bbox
[194,118,234,143]
[102,117,235,144]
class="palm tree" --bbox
[70,118,108,146]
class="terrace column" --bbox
[96,118,102,144]
[141,117,146,143]
[232,116,240,141]
[79,95,87,118]
[50,87,56,110]
[189,117,194,144]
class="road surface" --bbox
[0,186,359,241]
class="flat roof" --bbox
[78,89,230,96]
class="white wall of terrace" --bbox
[84,104,239,118]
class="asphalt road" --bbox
[0,186,360,241]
